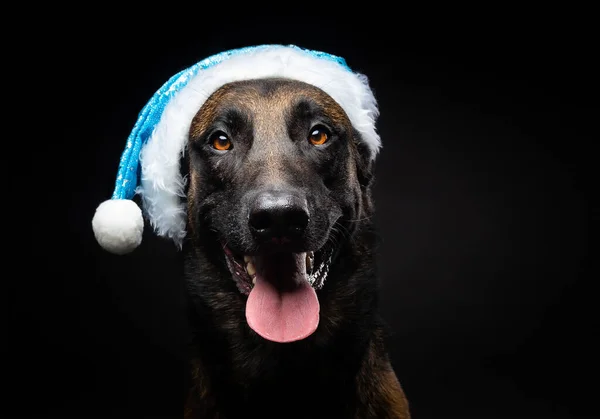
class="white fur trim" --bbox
[92,199,143,255]
[138,45,380,247]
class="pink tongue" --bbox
[246,273,320,343]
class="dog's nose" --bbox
[249,191,309,243]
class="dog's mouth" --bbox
[222,244,333,343]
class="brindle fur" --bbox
[183,78,410,418]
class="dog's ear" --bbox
[353,131,376,217]
[353,130,375,190]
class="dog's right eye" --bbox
[209,131,232,151]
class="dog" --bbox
[181,77,411,418]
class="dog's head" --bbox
[186,78,374,343]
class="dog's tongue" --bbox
[246,253,319,343]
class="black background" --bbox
[10,11,596,419]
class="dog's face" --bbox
[187,78,373,343]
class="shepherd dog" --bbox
[182,77,410,418]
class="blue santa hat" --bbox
[92,44,381,255]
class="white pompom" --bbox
[92,199,144,255]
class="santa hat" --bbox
[92,44,381,255]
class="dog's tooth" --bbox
[306,253,313,274]
[252,276,256,285]
[246,261,256,276]
[244,255,252,263]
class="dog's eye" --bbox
[308,126,330,146]
[210,131,232,151]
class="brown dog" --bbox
[182,78,410,418]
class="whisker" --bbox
[328,230,341,249]
[346,215,373,223]
[332,220,354,243]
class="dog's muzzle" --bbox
[221,189,333,344]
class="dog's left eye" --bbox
[308,126,330,146]
[210,131,232,151]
